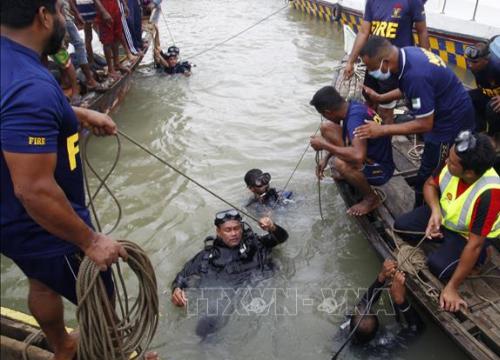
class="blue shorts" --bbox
[13,251,114,305]
[362,162,394,186]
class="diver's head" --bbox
[214,209,243,248]
[166,53,178,68]
[350,311,379,345]
[310,86,347,123]
[244,169,271,196]
[465,41,489,72]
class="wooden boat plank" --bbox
[0,335,51,360]
[377,176,414,219]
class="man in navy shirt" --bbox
[354,37,475,207]
[1,1,128,358]
[309,86,395,216]
[345,0,429,124]
[465,41,500,143]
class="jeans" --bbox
[394,205,489,279]
[66,20,88,67]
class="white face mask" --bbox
[368,59,391,80]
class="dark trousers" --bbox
[412,141,450,207]
[127,0,143,50]
[469,89,500,135]
[394,206,489,279]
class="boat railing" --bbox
[440,0,480,21]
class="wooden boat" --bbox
[77,8,160,114]
[330,56,500,360]
[1,307,55,360]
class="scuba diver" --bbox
[171,209,288,337]
[154,45,192,76]
[337,259,424,353]
[244,169,293,208]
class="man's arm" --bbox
[345,20,372,78]
[72,106,117,136]
[3,151,126,270]
[423,175,444,239]
[440,233,485,312]
[390,271,425,332]
[311,135,368,167]
[353,114,434,139]
[93,0,112,24]
[257,219,289,248]
[68,0,85,25]
[171,252,205,290]
[363,87,403,105]
[414,21,430,49]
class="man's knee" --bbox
[427,253,456,280]
[333,157,349,174]
[320,121,337,136]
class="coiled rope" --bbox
[79,134,159,360]
[76,240,159,360]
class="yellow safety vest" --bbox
[439,165,500,238]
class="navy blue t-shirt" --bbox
[343,101,395,171]
[1,36,91,260]
[397,47,474,143]
[472,56,500,98]
[364,0,426,48]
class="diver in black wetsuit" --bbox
[244,169,293,208]
[154,45,192,76]
[171,209,288,303]
[170,209,288,336]
[344,259,424,346]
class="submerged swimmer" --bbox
[154,45,192,76]
[171,209,288,337]
[244,169,293,208]
[339,260,424,350]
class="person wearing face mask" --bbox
[344,0,429,125]
[309,86,395,216]
[465,39,500,144]
[244,169,293,208]
[353,36,475,208]
[1,1,134,359]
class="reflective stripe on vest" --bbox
[439,166,500,238]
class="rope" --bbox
[22,330,45,360]
[187,3,290,60]
[82,133,122,234]
[315,151,325,220]
[117,130,260,223]
[271,125,321,208]
[159,8,176,46]
[407,135,424,162]
[76,240,159,360]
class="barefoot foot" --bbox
[53,332,78,360]
[346,193,380,216]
